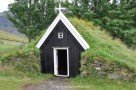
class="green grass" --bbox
[70,18,136,70]
[0,76,28,90]
[0,76,34,90]
[0,75,53,90]
[0,30,28,43]
[0,30,28,56]
[70,76,136,90]
[0,31,53,90]
[69,18,136,90]
[0,44,17,55]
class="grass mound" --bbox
[0,35,52,90]
[70,18,136,80]
[0,36,41,78]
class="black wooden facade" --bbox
[40,21,84,77]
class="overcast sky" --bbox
[0,0,14,13]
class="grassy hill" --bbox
[0,18,136,90]
[70,18,136,71]
[0,30,28,56]
[69,18,136,90]
[0,30,28,43]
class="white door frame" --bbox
[53,47,69,77]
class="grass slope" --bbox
[70,18,136,70]
[0,30,28,56]
[0,30,28,43]
[68,18,136,90]
[0,31,53,90]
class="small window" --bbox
[58,32,63,39]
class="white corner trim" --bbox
[36,12,90,50]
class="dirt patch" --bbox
[23,77,70,90]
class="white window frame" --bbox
[53,47,69,77]
[58,32,63,39]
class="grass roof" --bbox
[70,18,136,70]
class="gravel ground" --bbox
[23,77,70,90]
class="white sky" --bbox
[0,0,15,13]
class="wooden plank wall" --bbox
[40,21,84,76]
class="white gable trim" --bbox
[36,12,90,50]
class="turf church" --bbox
[36,5,90,77]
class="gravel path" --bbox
[23,77,70,90]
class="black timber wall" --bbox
[40,20,84,77]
